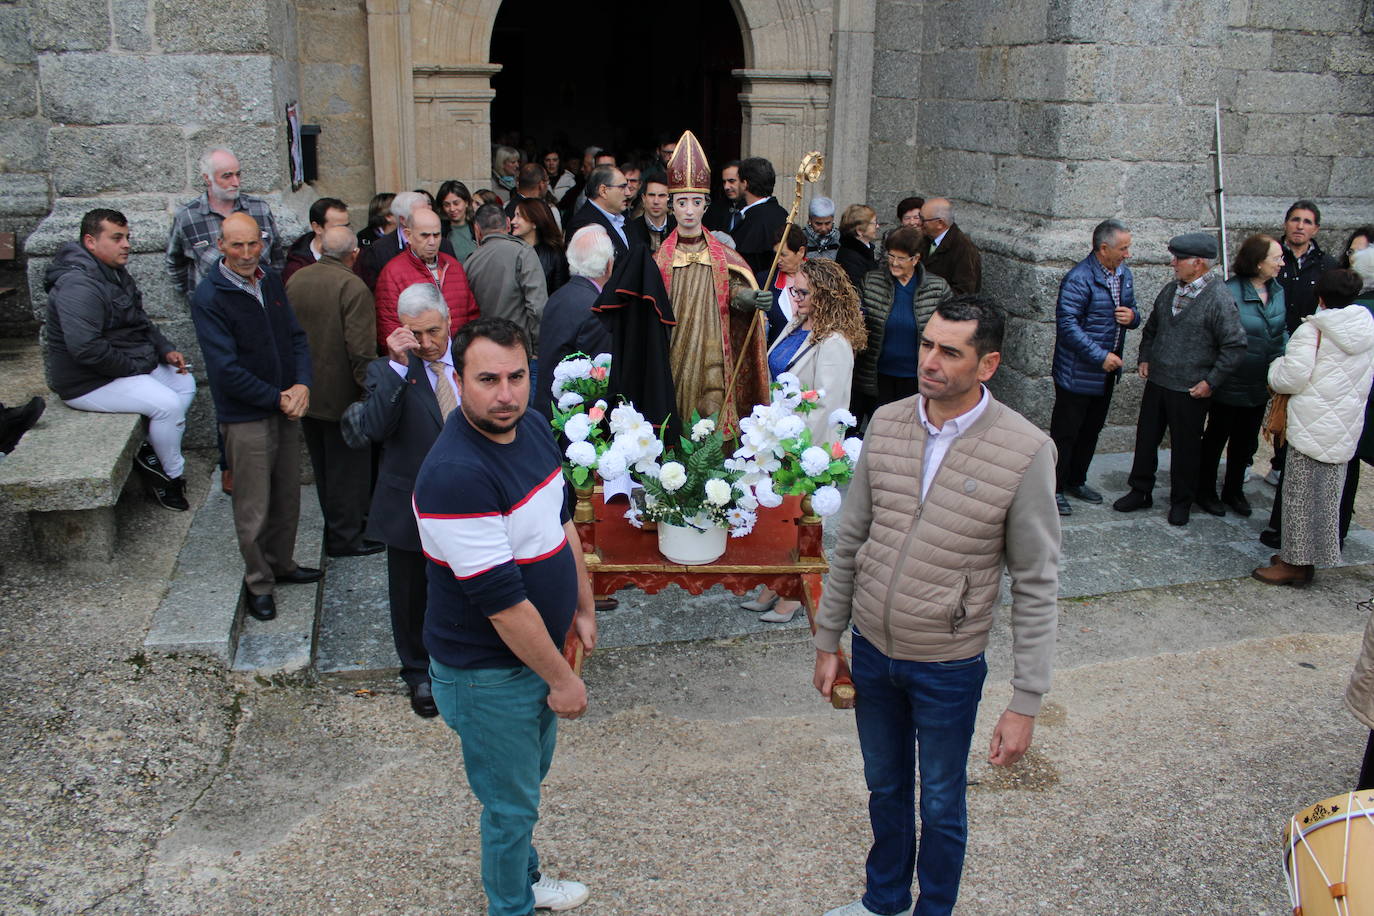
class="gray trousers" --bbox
[221,414,301,596]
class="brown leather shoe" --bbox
[221,467,233,495]
[1252,559,1314,586]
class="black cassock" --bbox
[591,246,680,444]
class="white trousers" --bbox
[65,364,196,478]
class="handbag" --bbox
[1262,329,1322,447]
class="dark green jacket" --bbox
[1215,277,1288,407]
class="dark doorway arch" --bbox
[489,0,745,165]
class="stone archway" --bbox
[365,0,871,202]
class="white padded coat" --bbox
[1268,305,1374,464]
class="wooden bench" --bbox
[0,400,143,562]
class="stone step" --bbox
[230,483,325,674]
[147,471,324,672]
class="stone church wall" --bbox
[867,0,1374,444]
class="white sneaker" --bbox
[822,902,913,916]
[533,875,589,911]
[1264,469,1281,486]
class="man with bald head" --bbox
[287,225,382,559]
[193,212,319,622]
[920,197,983,295]
[167,146,284,303]
[353,190,458,293]
[374,206,477,351]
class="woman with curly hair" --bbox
[744,256,867,623]
[511,197,570,295]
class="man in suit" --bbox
[352,191,455,293]
[920,197,983,295]
[625,168,675,254]
[730,156,790,283]
[565,164,632,261]
[534,225,615,419]
[702,160,742,233]
[351,282,457,718]
[286,225,383,558]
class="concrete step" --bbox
[230,482,324,674]
[147,471,324,673]
[315,550,394,677]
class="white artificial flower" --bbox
[562,357,593,380]
[558,391,584,411]
[565,440,597,467]
[659,461,687,492]
[800,446,831,477]
[773,415,805,441]
[810,484,842,516]
[776,372,801,391]
[624,506,644,528]
[733,485,758,512]
[691,417,716,441]
[609,404,646,436]
[843,436,864,461]
[726,507,757,537]
[704,477,732,506]
[596,447,629,481]
[594,399,608,411]
[592,352,613,367]
[829,408,858,430]
[754,476,784,508]
[563,413,592,442]
[552,361,572,381]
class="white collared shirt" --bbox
[739,195,773,217]
[930,227,950,249]
[391,341,458,405]
[591,201,628,246]
[917,386,990,500]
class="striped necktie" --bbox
[428,361,457,419]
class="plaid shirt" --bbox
[1095,257,1124,309]
[218,260,266,305]
[166,192,284,300]
[1172,272,1210,316]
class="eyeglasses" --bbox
[886,253,915,263]
[791,288,812,300]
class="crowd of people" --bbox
[33,133,1374,916]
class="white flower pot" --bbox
[657,521,727,565]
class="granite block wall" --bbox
[866,0,1374,442]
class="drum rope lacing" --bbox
[1284,790,1374,916]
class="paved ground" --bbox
[3,345,1373,913]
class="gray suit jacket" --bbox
[354,356,445,552]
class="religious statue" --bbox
[654,131,773,432]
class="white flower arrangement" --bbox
[550,354,860,538]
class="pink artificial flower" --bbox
[590,366,608,381]
[830,441,846,459]
[588,405,605,422]
[801,389,820,402]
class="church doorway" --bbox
[488,0,746,166]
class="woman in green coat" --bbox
[1198,234,1287,516]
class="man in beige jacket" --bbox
[813,295,1061,916]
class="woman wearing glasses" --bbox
[854,226,954,409]
[745,257,867,623]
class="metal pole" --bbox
[1214,100,1229,280]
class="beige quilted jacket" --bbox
[814,392,1060,716]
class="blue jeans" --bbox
[850,631,987,916]
[431,659,556,916]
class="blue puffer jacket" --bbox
[1051,255,1138,395]
[1214,277,1287,407]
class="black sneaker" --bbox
[151,476,189,512]
[0,396,45,453]
[135,441,172,484]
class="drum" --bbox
[1284,790,1374,915]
